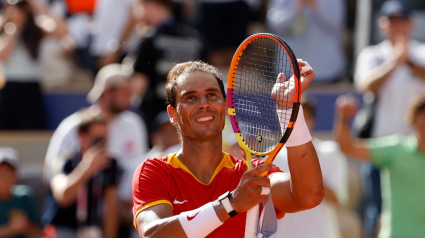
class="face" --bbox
[0,163,17,195]
[105,81,132,115]
[79,123,109,152]
[413,109,425,136]
[168,71,227,142]
[379,16,413,41]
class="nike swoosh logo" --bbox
[173,199,188,205]
[187,211,200,221]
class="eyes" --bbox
[184,92,219,102]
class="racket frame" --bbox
[227,33,301,165]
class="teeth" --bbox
[197,116,213,122]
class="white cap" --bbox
[87,63,133,103]
[0,148,19,169]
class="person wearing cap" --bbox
[354,1,425,236]
[43,64,148,234]
[0,148,40,238]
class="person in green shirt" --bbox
[0,148,40,238]
[335,94,425,238]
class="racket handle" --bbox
[245,204,259,238]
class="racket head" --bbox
[227,33,301,160]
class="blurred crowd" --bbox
[1,0,425,237]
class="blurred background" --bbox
[0,0,424,237]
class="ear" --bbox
[225,104,229,117]
[167,105,177,123]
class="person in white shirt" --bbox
[354,1,425,236]
[44,63,148,203]
[273,96,348,238]
[355,1,425,138]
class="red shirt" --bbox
[132,152,284,237]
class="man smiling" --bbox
[132,61,324,238]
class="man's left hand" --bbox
[272,59,315,109]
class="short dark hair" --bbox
[165,61,226,108]
[301,95,317,118]
[78,112,107,134]
[407,94,425,124]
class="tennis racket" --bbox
[227,33,303,238]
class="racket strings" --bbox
[233,37,295,153]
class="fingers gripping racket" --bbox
[227,33,301,238]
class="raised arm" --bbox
[270,60,324,213]
[334,95,371,161]
[50,147,110,207]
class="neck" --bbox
[178,133,223,184]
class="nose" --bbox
[197,95,210,110]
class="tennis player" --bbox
[132,61,324,237]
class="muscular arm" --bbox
[135,201,230,238]
[270,141,324,213]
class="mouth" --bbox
[195,115,215,123]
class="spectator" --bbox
[43,63,148,217]
[0,0,67,130]
[267,0,346,83]
[273,96,348,238]
[335,94,425,238]
[121,111,181,238]
[131,0,208,131]
[91,0,138,70]
[42,113,118,238]
[354,1,425,235]
[197,0,251,68]
[355,0,425,138]
[0,148,40,238]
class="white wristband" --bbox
[277,105,312,147]
[179,202,223,238]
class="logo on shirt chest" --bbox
[173,198,188,205]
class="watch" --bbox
[218,191,238,217]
